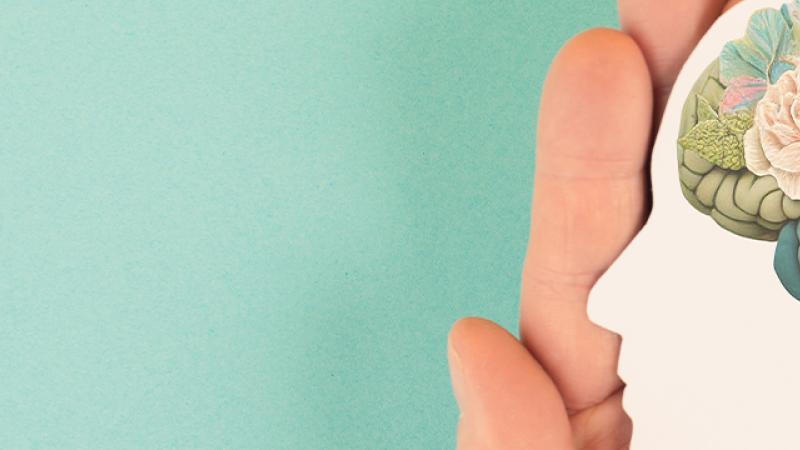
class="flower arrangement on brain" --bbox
[678,0,800,299]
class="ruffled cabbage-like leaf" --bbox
[678,103,753,170]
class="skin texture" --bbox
[448,1,743,448]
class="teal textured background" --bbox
[0,1,618,448]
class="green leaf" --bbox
[721,110,754,135]
[720,8,796,84]
[678,110,753,170]
[696,95,719,122]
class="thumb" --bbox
[448,318,573,450]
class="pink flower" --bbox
[744,69,800,200]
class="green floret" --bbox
[678,98,753,171]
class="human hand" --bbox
[448,1,743,448]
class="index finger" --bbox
[522,29,652,414]
[618,0,730,111]
[521,0,742,415]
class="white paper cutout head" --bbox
[587,1,800,447]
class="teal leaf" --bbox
[774,221,800,301]
[784,0,800,44]
[782,0,800,26]
[721,8,796,85]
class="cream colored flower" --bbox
[745,69,800,200]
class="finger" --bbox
[618,0,729,111]
[570,389,633,450]
[723,0,744,12]
[522,29,652,412]
[448,318,572,450]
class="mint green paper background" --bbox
[0,2,617,448]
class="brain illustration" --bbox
[678,1,800,299]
